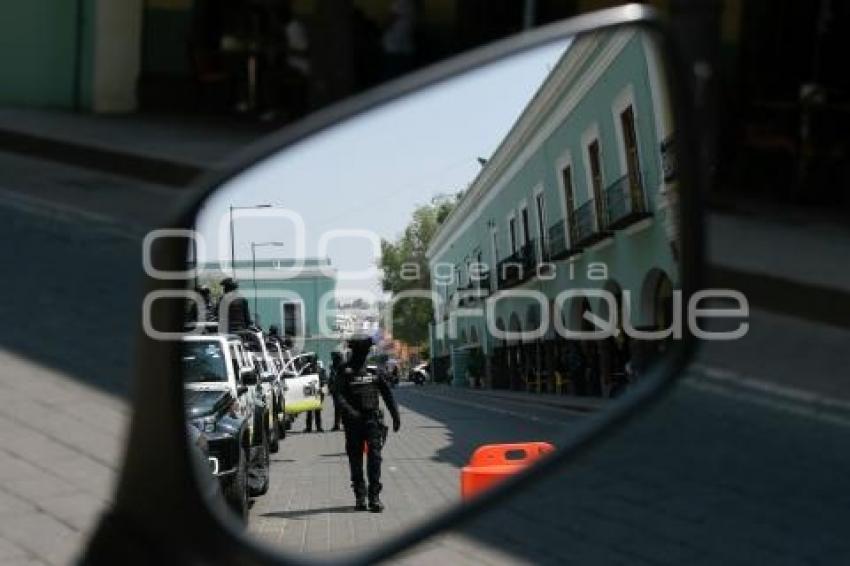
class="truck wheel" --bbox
[223,447,249,525]
[269,410,280,453]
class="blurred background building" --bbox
[1,0,847,209]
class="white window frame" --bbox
[518,199,530,247]
[581,122,605,230]
[555,149,576,248]
[280,299,306,338]
[611,83,649,212]
[611,83,638,177]
[581,122,603,203]
[533,184,547,261]
[506,211,518,254]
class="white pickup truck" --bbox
[281,352,323,421]
[237,330,284,451]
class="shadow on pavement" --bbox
[393,386,574,469]
[260,505,359,519]
[0,207,143,399]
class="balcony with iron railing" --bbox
[495,240,536,290]
[605,173,652,229]
[496,253,522,290]
[572,198,612,248]
[544,219,582,262]
[519,240,537,273]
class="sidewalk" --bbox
[0,349,128,566]
[0,108,269,186]
[423,383,608,414]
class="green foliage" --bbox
[378,194,462,346]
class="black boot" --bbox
[354,495,368,511]
[368,495,384,513]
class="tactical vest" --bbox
[344,371,381,411]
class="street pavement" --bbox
[247,384,582,557]
[1,149,850,564]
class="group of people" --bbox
[187,278,253,332]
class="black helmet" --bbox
[346,336,373,373]
[221,277,239,292]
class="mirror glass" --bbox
[182,25,682,556]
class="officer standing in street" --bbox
[332,336,400,512]
[328,351,343,431]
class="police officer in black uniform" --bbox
[332,336,400,512]
[328,351,343,431]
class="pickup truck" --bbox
[265,340,290,438]
[280,352,323,425]
[181,334,271,522]
[237,330,284,452]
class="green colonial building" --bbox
[427,28,679,395]
[200,258,340,367]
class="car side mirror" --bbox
[237,385,248,396]
[109,6,705,565]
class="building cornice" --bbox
[427,28,635,263]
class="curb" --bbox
[0,127,203,187]
[708,265,850,331]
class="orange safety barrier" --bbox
[461,442,556,501]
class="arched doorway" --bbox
[493,317,508,389]
[525,304,542,392]
[599,279,629,398]
[639,268,674,331]
[635,268,675,376]
[508,312,522,390]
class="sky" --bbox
[195,38,571,300]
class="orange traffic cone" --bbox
[460,442,555,501]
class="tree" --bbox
[378,193,461,346]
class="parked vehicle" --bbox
[410,362,429,386]
[237,329,283,452]
[186,425,221,505]
[181,334,271,521]
[281,352,323,425]
[264,340,290,438]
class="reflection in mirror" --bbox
[182,25,680,557]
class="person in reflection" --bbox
[333,336,400,512]
[187,284,215,324]
[328,351,343,431]
[219,277,252,332]
[304,355,325,433]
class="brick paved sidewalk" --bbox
[0,349,128,566]
[248,400,460,557]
